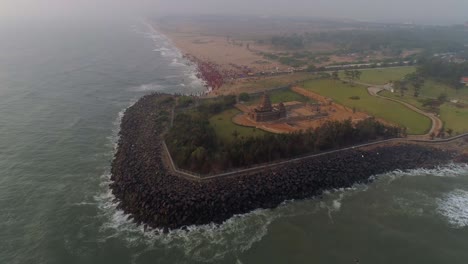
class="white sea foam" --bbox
[437,189,468,228]
[92,96,283,262]
[137,21,206,95]
[94,24,468,259]
[380,163,468,182]
[130,83,165,92]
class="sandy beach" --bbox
[156,22,298,93]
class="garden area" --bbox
[339,66,416,85]
[302,78,431,134]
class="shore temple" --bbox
[248,93,287,122]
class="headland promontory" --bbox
[110,93,466,230]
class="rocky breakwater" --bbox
[111,93,459,230]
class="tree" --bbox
[438,128,446,138]
[331,71,339,80]
[353,70,362,81]
[306,65,317,72]
[344,70,353,80]
[446,128,454,137]
[232,129,239,139]
[239,93,250,102]
[405,72,425,98]
[394,80,407,97]
[437,92,448,103]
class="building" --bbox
[461,77,468,86]
[248,93,287,122]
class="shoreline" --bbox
[110,93,467,230]
[154,22,293,94]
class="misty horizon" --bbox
[1,0,468,26]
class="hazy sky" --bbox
[1,0,467,24]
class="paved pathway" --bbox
[344,79,443,139]
[367,84,442,139]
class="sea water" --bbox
[0,19,467,264]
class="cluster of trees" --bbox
[166,113,404,174]
[393,72,426,97]
[196,95,237,116]
[269,28,467,55]
[261,52,307,67]
[417,58,468,88]
[343,70,362,82]
[271,34,305,49]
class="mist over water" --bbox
[0,19,468,264]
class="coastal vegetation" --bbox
[417,58,468,88]
[381,81,468,134]
[302,78,431,134]
[268,28,468,55]
[111,93,460,230]
[374,61,468,134]
[167,107,404,173]
[209,108,266,142]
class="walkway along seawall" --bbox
[110,93,468,230]
[162,134,468,181]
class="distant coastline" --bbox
[110,93,466,230]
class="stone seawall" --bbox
[110,93,458,230]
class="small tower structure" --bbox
[248,92,287,122]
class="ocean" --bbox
[0,19,468,264]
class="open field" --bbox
[339,66,416,85]
[246,87,314,106]
[416,80,468,103]
[380,90,425,108]
[302,78,431,134]
[209,108,266,142]
[381,89,468,134]
[214,72,315,95]
[440,104,468,133]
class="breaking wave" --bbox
[95,76,468,261]
[437,189,468,228]
[376,163,468,184]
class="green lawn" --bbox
[248,88,314,105]
[440,104,468,134]
[380,90,425,108]
[223,72,315,94]
[417,80,468,103]
[303,78,431,134]
[209,108,266,142]
[381,90,468,134]
[339,66,416,85]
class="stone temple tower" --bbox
[257,92,273,112]
[248,92,286,122]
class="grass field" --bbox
[220,72,314,94]
[381,90,468,134]
[248,87,314,105]
[380,90,425,108]
[339,66,416,85]
[302,78,431,134]
[439,104,468,134]
[209,108,266,142]
[416,80,468,103]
